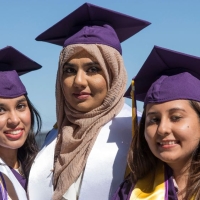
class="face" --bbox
[145,100,200,169]
[62,53,108,112]
[0,95,31,155]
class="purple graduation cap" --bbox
[35,2,151,54]
[125,46,200,106]
[0,46,42,98]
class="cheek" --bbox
[0,116,6,129]
[91,76,107,93]
[22,110,31,130]
[62,78,72,97]
[145,126,153,139]
[144,127,156,147]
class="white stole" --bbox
[0,158,27,200]
[28,103,135,200]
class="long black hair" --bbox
[17,95,42,179]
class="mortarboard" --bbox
[35,2,151,54]
[125,45,200,106]
[0,46,42,75]
[0,46,42,98]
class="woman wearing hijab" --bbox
[0,46,42,199]
[28,3,150,200]
[112,46,200,199]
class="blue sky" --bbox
[1,0,200,131]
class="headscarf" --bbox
[53,44,127,200]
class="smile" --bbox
[4,129,24,140]
[159,140,179,145]
[5,130,22,135]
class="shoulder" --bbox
[41,128,58,148]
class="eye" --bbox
[0,107,5,114]
[63,67,77,74]
[146,117,160,125]
[16,103,27,111]
[87,66,101,73]
[171,115,182,122]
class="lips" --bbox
[73,92,91,100]
[4,129,24,140]
[158,140,179,148]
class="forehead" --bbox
[0,95,26,104]
[67,50,96,62]
[146,100,192,113]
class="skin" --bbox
[62,53,108,112]
[0,95,31,168]
[145,100,200,197]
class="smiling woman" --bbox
[0,96,31,148]
[113,46,200,200]
[0,46,42,200]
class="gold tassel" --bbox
[124,80,137,177]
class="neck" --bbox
[0,148,19,169]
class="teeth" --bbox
[160,141,177,145]
[6,130,21,135]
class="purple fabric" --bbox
[111,165,177,200]
[144,72,200,106]
[10,168,27,190]
[0,172,8,200]
[64,24,122,54]
[35,3,151,54]
[111,177,134,200]
[0,70,27,98]
[164,164,177,200]
[0,46,42,75]
[124,46,200,104]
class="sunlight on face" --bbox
[62,52,108,112]
[0,95,31,155]
[145,100,200,169]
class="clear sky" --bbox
[1,0,200,131]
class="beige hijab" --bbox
[53,44,127,200]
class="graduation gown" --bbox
[28,103,135,200]
[0,158,27,200]
[111,164,178,200]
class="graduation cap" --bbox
[0,46,42,98]
[35,2,151,54]
[0,46,42,75]
[125,45,200,106]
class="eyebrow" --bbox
[168,107,186,113]
[146,111,157,117]
[146,107,186,117]
[17,97,27,103]
[0,97,27,107]
[64,61,99,68]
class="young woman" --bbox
[0,46,42,200]
[112,46,200,200]
[28,3,150,200]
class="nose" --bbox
[157,119,171,137]
[7,111,20,127]
[73,70,87,88]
